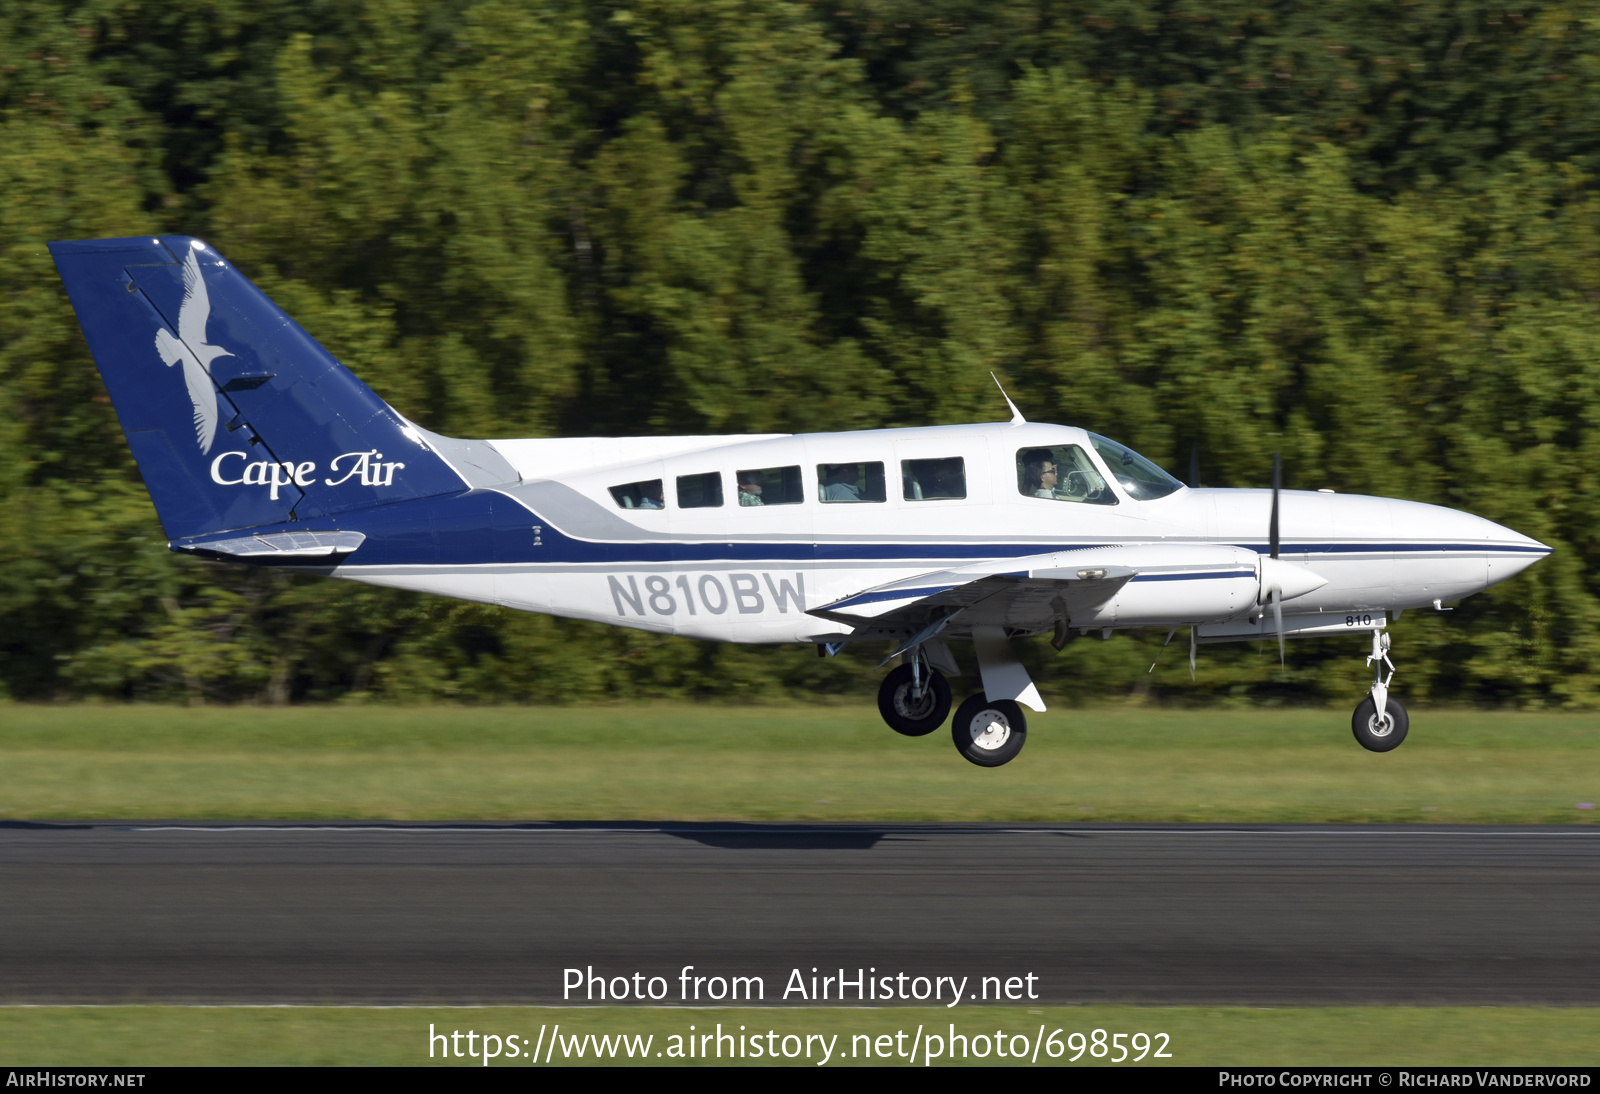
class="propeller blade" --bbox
[1269,451,1281,560]
[1148,627,1179,674]
[1271,587,1285,668]
[1189,627,1197,681]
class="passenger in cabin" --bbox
[902,457,965,500]
[609,477,666,509]
[920,459,965,499]
[1020,450,1059,498]
[820,464,863,502]
[737,473,764,506]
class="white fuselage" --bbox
[335,422,1548,644]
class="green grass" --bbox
[1,1005,1597,1066]
[4,710,1595,1067]
[0,704,1595,823]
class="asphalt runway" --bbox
[1,822,1595,1006]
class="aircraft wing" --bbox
[808,543,1261,643]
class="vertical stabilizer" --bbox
[50,236,465,539]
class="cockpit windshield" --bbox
[1087,434,1184,501]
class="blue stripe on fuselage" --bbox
[1129,570,1255,582]
[170,488,1552,568]
[1243,542,1549,556]
[822,584,960,610]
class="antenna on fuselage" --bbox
[990,372,1026,425]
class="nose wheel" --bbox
[877,660,951,736]
[1352,629,1408,752]
[1353,694,1408,751]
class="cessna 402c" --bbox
[51,236,1551,766]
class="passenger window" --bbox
[676,472,723,509]
[901,457,966,501]
[609,479,665,510]
[735,465,804,506]
[817,462,886,503]
[1016,446,1115,505]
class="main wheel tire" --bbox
[951,693,1027,767]
[877,664,952,736]
[1352,695,1409,752]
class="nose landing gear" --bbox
[1352,629,1408,752]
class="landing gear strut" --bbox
[877,655,951,736]
[1352,629,1408,752]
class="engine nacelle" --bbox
[1036,543,1262,627]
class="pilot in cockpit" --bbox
[1020,450,1059,498]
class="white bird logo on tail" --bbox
[153,245,232,453]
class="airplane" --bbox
[49,235,1552,767]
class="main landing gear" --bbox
[875,649,1028,767]
[950,694,1027,767]
[1352,629,1408,752]
[877,659,951,736]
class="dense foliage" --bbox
[3,0,1597,705]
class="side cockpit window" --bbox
[902,457,965,501]
[610,479,665,509]
[1016,446,1115,505]
[676,472,723,509]
[817,462,886,503]
[735,465,804,506]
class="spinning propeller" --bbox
[1187,445,1326,674]
[1256,457,1330,667]
[1267,452,1284,666]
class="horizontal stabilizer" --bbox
[177,530,365,560]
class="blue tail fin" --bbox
[50,236,466,539]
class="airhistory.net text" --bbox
[562,966,1040,1005]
